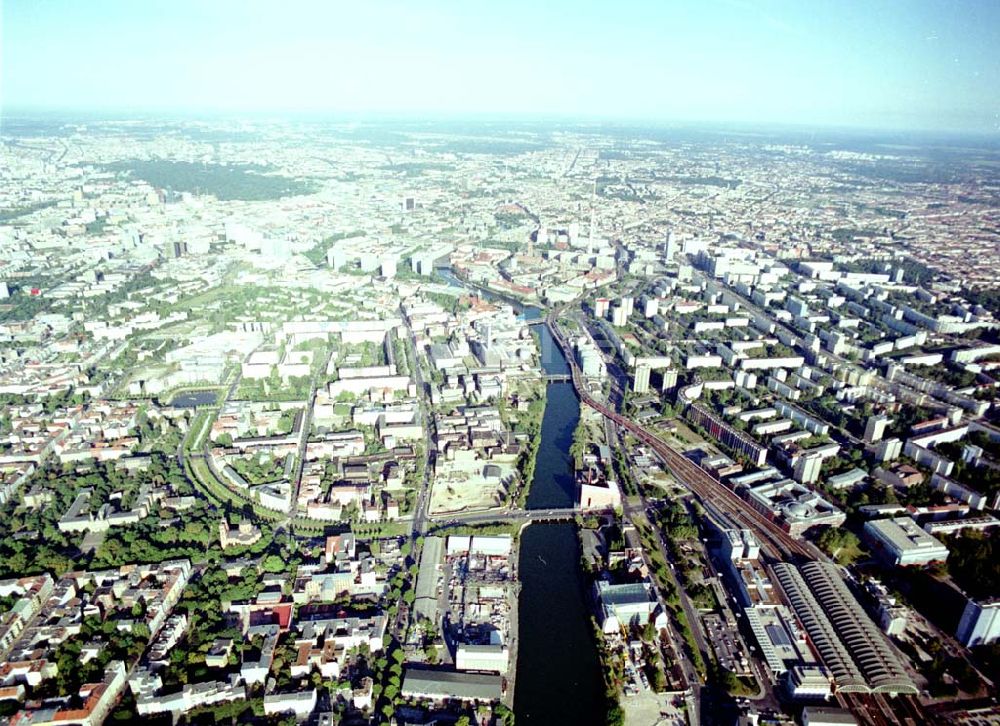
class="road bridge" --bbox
[426,506,613,528]
[542,373,572,382]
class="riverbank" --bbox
[438,266,605,723]
[515,327,605,722]
[500,377,547,509]
[437,266,540,310]
[577,525,628,725]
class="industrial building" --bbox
[594,581,667,635]
[401,668,503,704]
[772,562,917,695]
[455,644,509,673]
[786,665,836,701]
[445,535,513,558]
[718,540,826,688]
[745,603,818,680]
[802,706,859,726]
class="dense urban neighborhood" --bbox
[1,115,999,726]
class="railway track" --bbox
[838,691,925,726]
[550,312,932,726]
[547,314,814,561]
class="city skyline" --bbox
[2,0,999,133]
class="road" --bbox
[551,296,813,723]
[626,492,705,720]
[176,365,239,490]
[289,345,336,515]
[199,360,272,516]
[595,341,702,722]
[400,305,436,540]
[175,351,327,529]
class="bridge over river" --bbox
[425,505,613,528]
[541,373,572,382]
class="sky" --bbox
[1,0,998,133]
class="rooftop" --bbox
[865,517,949,553]
[597,581,655,607]
[401,668,502,701]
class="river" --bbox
[513,322,606,725]
[436,268,605,724]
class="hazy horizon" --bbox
[2,0,999,134]
[3,108,999,149]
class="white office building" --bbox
[863,517,949,567]
[956,598,1000,647]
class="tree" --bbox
[261,554,285,573]
[495,704,515,726]
[569,421,589,466]
[424,643,439,664]
[815,527,864,565]
[643,617,656,642]
[651,667,667,692]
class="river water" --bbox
[168,389,218,408]
[435,269,605,724]
[513,321,605,725]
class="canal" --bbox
[435,268,605,724]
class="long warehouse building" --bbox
[772,562,917,695]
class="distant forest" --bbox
[101,160,316,201]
